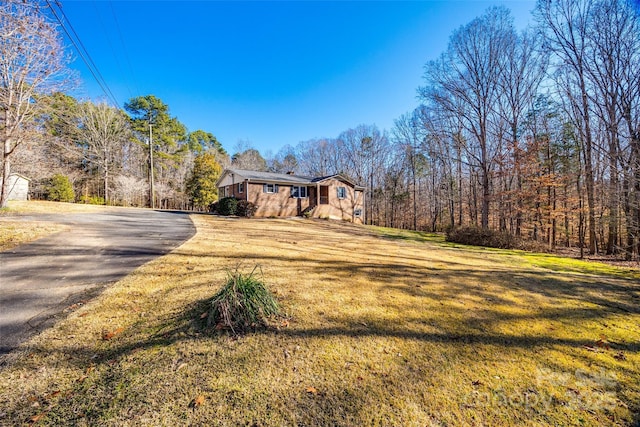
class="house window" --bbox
[291,186,307,198]
[263,183,278,193]
[337,186,347,199]
[237,182,244,193]
[354,209,362,217]
[222,186,229,197]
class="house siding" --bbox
[310,178,364,224]
[247,183,312,217]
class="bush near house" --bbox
[215,197,258,217]
[236,200,258,217]
[217,197,238,216]
[46,174,75,202]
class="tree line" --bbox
[2,0,639,259]
[263,0,640,259]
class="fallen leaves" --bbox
[613,352,626,361]
[595,336,611,350]
[101,327,124,341]
[29,413,44,425]
[76,366,95,384]
[582,335,628,360]
[188,395,205,409]
[305,386,318,395]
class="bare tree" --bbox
[392,112,425,230]
[73,102,132,204]
[114,174,148,207]
[0,0,70,207]
[582,0,640,256]
[337,124,390,225]
[535,0,599,253]
[421,6,515,228]
[497,28,546,236]
[296,138,341,177]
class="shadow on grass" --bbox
[5,217,639,424]
[8,271,639,426]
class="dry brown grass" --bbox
[0,221,67,251]
[1,200,124,215]
[0,200,112,216]
[0,216,638,426]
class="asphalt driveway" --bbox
[0,209,195,355]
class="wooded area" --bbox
[1,0,639,258]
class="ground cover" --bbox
[0,200,117,216]
[0,214,638,426]
[0,221,67,252]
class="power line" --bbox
[46,0,120,107]
[109,0,141,97]
[92,1,134,100]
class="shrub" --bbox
[445,226,520,249]
[217,197,238,216]
[207,267,280,333]
[236,200,258,217]
[79,195,105,205]
[46,174,75,202]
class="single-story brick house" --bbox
[216,169,365,223]
[0,173,31,201]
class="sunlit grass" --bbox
[0,217,638,426]
[0,221,67,251]
[1,200,120,215]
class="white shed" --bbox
[1,173,31,201]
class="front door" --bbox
[320,186,329,205]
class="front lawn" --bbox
[0,216,638,426]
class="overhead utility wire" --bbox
[92,1,133,100]
[46,0,120,107]
[109,0,141,97]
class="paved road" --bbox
[0,209,195,355]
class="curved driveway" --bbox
[0,209,195,355]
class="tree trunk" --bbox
[0,139,11,208]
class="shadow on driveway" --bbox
[0,209,195,355]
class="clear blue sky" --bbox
[57,0,536,155]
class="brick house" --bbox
[216,169,365,223]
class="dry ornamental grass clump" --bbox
[207,267,281,333]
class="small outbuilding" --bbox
[0,173,31,201]
[216,169,365,223]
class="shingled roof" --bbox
[224,169,314,184]
[218,169,364,190]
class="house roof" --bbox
[217,169,364,190]
[9,173,31,181]
[221,169,314,185]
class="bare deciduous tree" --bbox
[0,0,70,207]
[535,0,598,253]
[421,6,515,228]
[74,102,132,204]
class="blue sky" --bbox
[57,1,537,155]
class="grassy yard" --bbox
[0,213,639,426]
[0,220,67,252]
